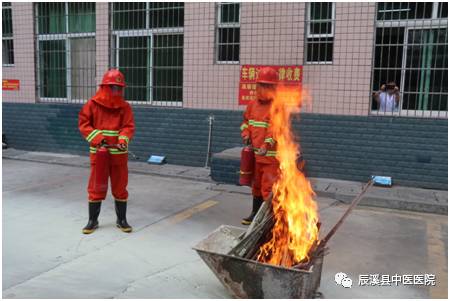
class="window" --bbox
[2,2,14,66]
[372,2,448,117]
[36,3,96,102]
[305,2,335,64]
[437,2,448,19]
[111,3,184,105]
[377,2,433,20]
[216,3,240,63]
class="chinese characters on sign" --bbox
[358,274,436,286]
[2,79,20,91]
[239,65,302,105]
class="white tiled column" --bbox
[95,2,110,86]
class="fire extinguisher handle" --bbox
[97,140,108,148]
[98,143,118,149]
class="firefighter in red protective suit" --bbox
[78,69,135,234]
[240,67,280,225]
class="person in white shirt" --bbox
[373,81,400,112]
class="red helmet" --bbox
[100,69,126,87]
[256,67,278,84]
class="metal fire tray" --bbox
[193,225,323,299]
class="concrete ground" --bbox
[2,159,448,299]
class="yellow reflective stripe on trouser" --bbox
[89,147,127,155]
[240,123,248,131]
[86,129,101,142]
[249,120,269,128]
[118,135,129,143]
[109,148,128,155]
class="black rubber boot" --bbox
[241,196,263,225]
[82,202,101,234]
[115,200,132,233]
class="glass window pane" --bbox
[438,2,448,18]
[2,7,12,37]
[310,21,332,35]
[218,27,240,44]
[218,44,239,62]
[306,38,333,62]
[152,34,183,102]
[37,3,66,34]
[70,38,96,100]
[404,28,448,111]
[374,27,404,69]
[372,26,404,100]
[219,3,239,23]
[310,3,332,20]
[149,2,184,28]
[118,36,149,102]
[68,2,95,33]
[112,2,146,30]
[39,40,67,98]
[377,2,433,20]
[2,39,14,65]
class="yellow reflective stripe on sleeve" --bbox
[249,120,269,128]
[264,138,275,145]
[102,130,119,137]
[102,130,119,134]
[240,123,249,131]
[86,129,101,142]
[118,135,129,143]
[89,147,97,154]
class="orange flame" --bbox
[256,85,319,267]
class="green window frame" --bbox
[36,2,96,102]
[111,3,184,105]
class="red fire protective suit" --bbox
[240,98,279,201]
[78,75,135,202]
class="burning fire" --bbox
[256,85,320,267]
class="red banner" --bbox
[2,79,20,91]
[238,65,302,105]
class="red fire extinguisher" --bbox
[239,145,255,186]
[95,146,110,194]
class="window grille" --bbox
[2,2,14,66]
[35,2,96,103]
[216,2,240,63]
[372,2,448,117]
[305,2,335,64]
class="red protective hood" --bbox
[91,85,126,109]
